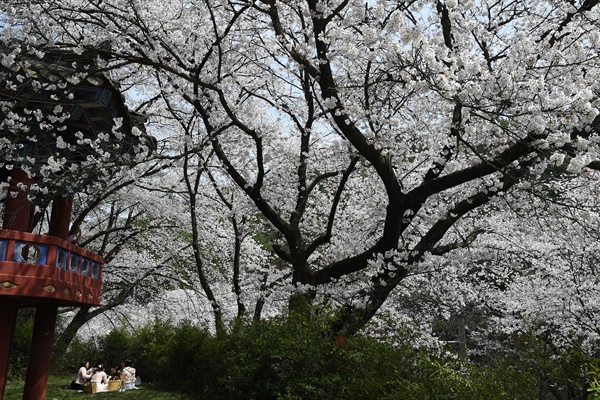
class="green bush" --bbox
[481,331,592,400]
[174,313,498,400]
[211,316,337,400]
[161,322,219,394]
[8,309,35,381]
[59,335,101,374]
[57,324,133,379]
[128,320,176,382]
[52,313,597,400]
[587,360,600,400]
[97,325,134,372]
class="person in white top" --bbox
[71,361,91,390]
[91,364,109,392]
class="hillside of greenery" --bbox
[9,313,600,400]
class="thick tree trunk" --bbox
[52,306,92,362]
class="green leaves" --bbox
[587,360,600,400]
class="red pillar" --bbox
[2,169,33,232]
[0,303,18,400]
[22,304,58,400]
[1,168,33,400]
[48,196,73,240]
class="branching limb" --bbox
[430,228,486,256]
[306,156,359,256]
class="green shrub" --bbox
[161,323,218,394]
[59,335,101,374]
[587,360,600,400]
[479,331,592,400]
[128,320,176,382]
[211,316,336,400]
[51,313,597,400]
[8,309,35,381]
[96,325,133,373]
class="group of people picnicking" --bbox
[70,359,138,392]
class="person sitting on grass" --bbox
[120,359,138,390]
[70,360,91,390]
[110,359,123,380]
[91,364,109,392]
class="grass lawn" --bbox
[4,375,192,400]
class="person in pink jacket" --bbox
[120,359,138,391]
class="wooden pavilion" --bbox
[0,44,153,400]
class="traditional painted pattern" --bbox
[0,229,103,305]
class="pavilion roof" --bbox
[0,42,157,197]
[0,42,156,164]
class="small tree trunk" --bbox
[457,315,467,358]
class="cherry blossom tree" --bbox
[3,0,600,339]
[121,85,287,333]
[47,156,196,354]
[378,169,600,354]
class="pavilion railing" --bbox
[0,229,103,305]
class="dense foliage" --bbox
[56,317,598,400]
[6,309,34,381]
